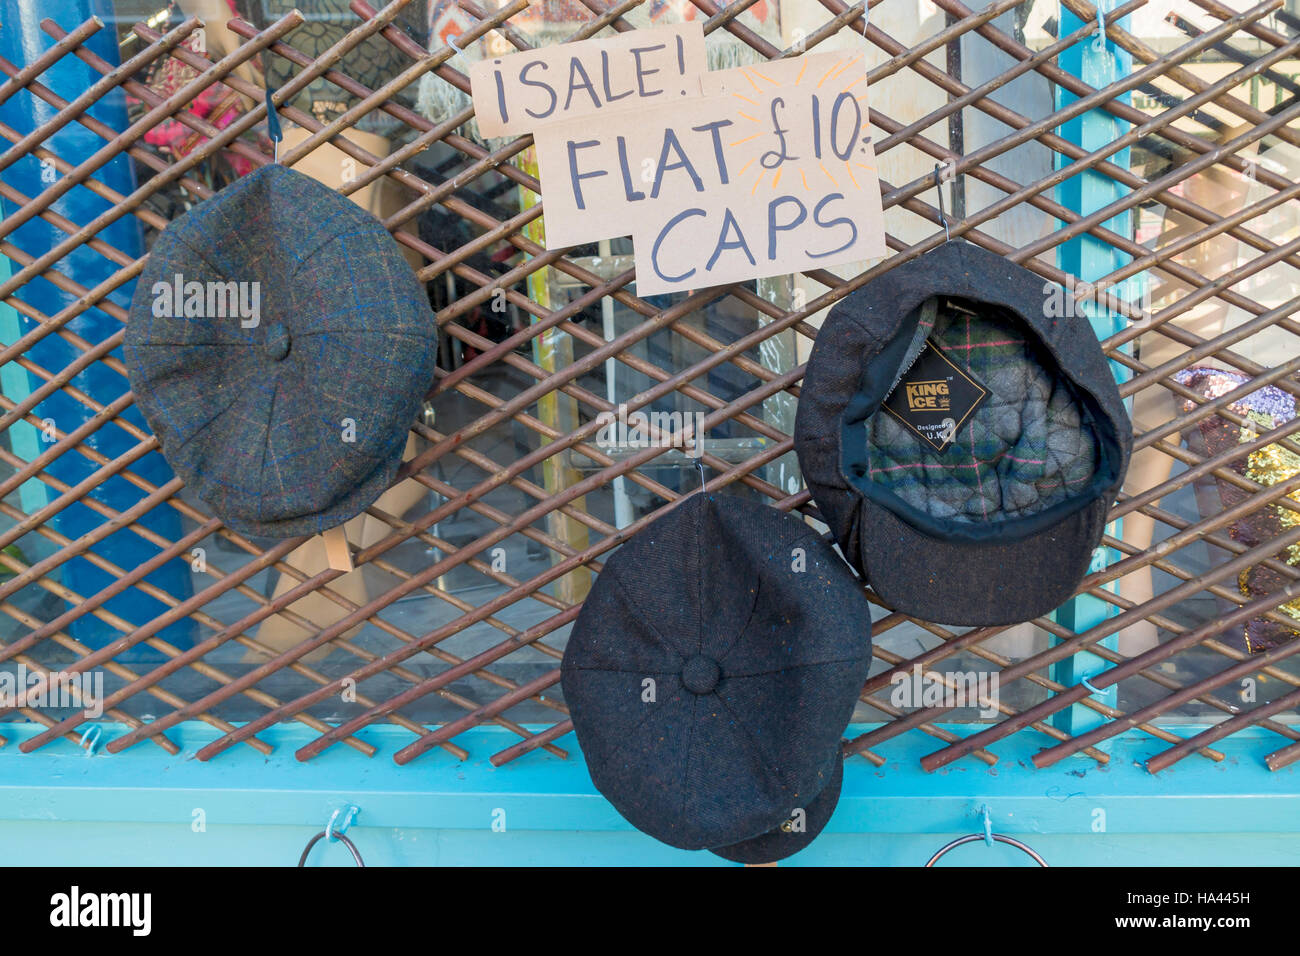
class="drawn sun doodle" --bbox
[720,55,877,200]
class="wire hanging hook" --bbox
[297,831,365,867]
[448,31,469,65]
[79,725,102,757]
[925,832,1048,867]
[264,86,283,164]
[933,163,951,242]
[1092,4,1108,53]
[326,805,360,842]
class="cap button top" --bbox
[681,654,721,694]
[264,322,291,361]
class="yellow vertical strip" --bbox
[520,146,591,604]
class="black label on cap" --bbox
[881,339,990,452]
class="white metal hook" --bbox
[933,163,952,242]
[1093,5,1108,53]
[326,804,360,842]
[79,724,102,757]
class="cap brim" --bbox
[707,752,843,864]
[860,498,1106,626]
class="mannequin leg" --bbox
[250,434,428,661]
[1115,156,1252,656]
[248,126,433,661]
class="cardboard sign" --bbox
[534,51,886,294]
[469,22,707,137]
[696,50,863,96]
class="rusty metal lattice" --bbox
[1,0,1298,775]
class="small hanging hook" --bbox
[860,0,869,39]
[79,725,102,757]
[264,86,283,164]
[1092,5,1108,53]
[448,32,468,64]
[933,163,951,242]
[326,805,360,842]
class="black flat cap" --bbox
[795,241,1131,626]
[561,493,872,861]
[125,164,437,538]
[708,752,844,863]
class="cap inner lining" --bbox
[840,294,1124,544]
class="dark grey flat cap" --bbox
[794,241,1131,626]
[708,752,844,863]
[124,164,437,538]
[561,493,871,862]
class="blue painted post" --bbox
[1051,1,1133,743]
[0,230,48,517]
[0,0,195,661]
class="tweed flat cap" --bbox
[708,752,844,863]
[124,164,437,538]
[795,240,1131,626]
[561,493,872,862]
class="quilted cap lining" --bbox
[865,296,1100,525]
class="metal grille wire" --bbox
[0,0,1297,774]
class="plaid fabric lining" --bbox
[866,298,1098,523]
